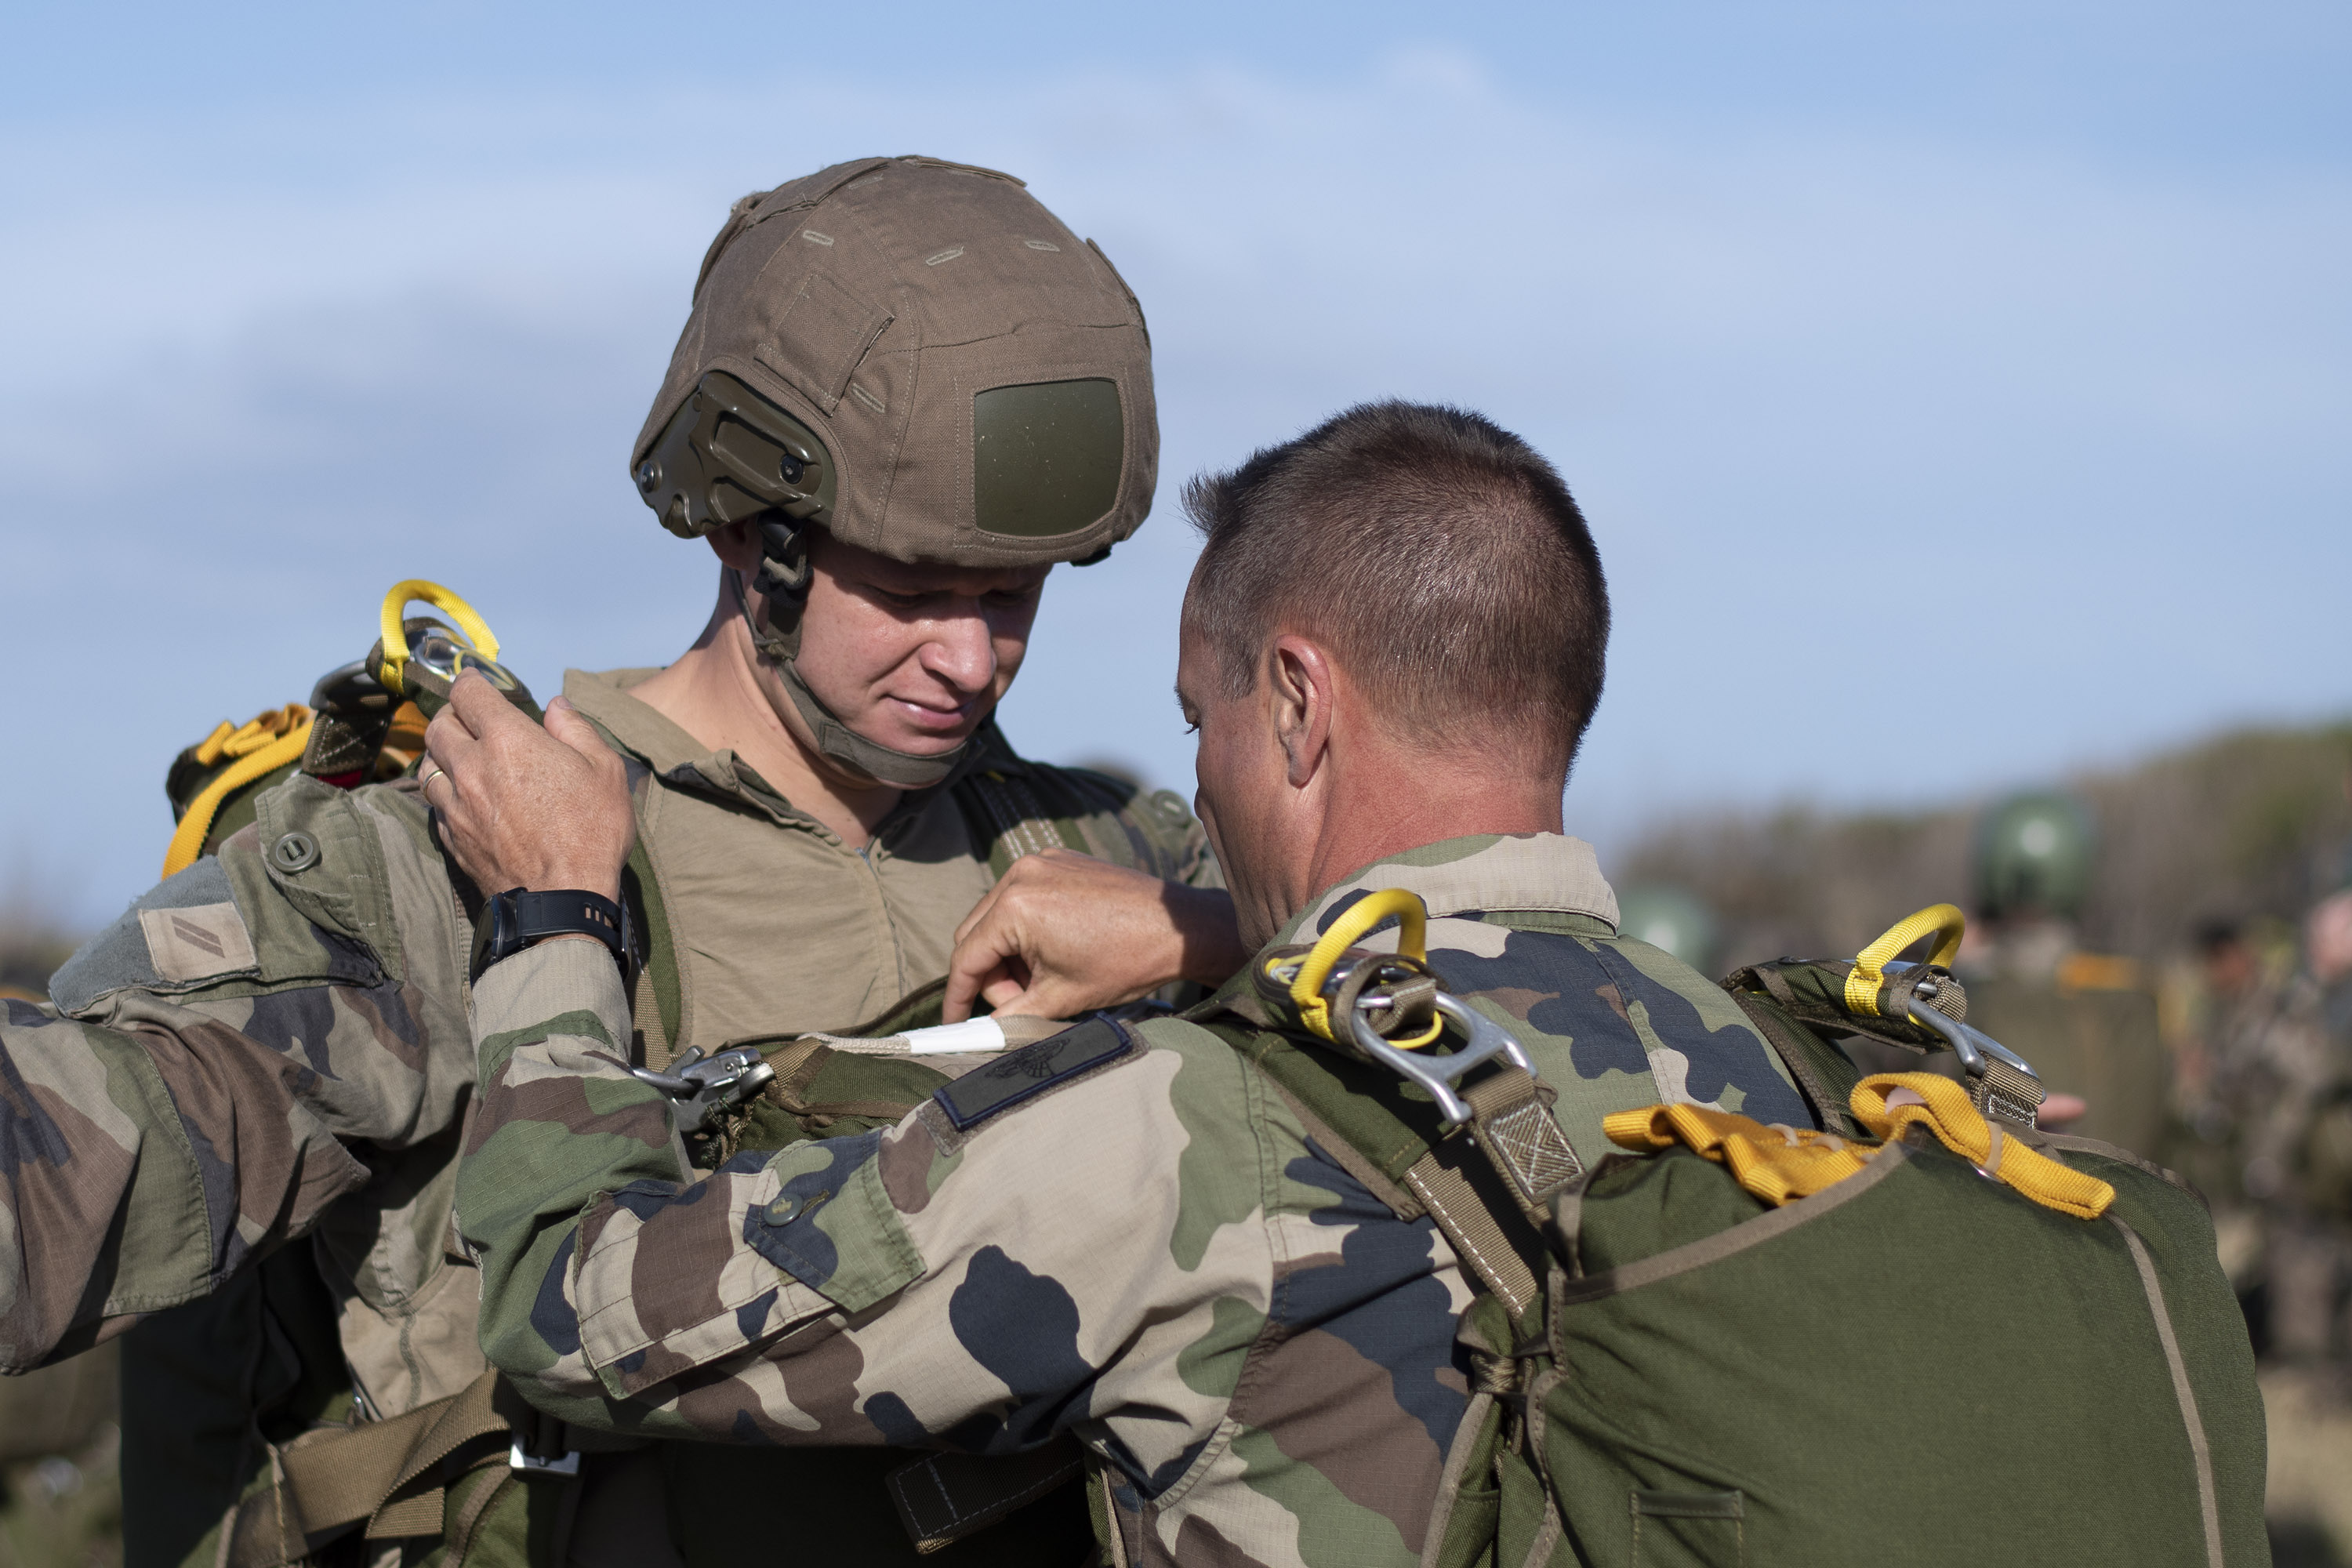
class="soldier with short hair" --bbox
[446,401,1824,1563]
[5,156,1241,1565]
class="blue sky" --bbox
[4,2,2348,927]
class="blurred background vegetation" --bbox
[1620,721,2352,971]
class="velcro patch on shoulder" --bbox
[139,903,259,982]
[51,856,263,1014]
[931,1015,1138,1133]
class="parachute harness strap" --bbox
[1283,888,1443,1049]
[1852,1074,2111,1217]
[378,581,500,695]
[1272,887,1584,1234]
[1845,902,1966,1018]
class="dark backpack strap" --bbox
[615,757,685,1070]
[948,726,1204,883]
[950,768,1085,877]
[1721,985,1864,1137]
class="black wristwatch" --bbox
[471,887,639,988]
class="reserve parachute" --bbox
[1194,895,2267,1566]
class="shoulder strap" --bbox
[615,758,685,1069]
[951,764,1086,877]
[1722,986,1864,1136]
[1195,1012,1550,1318]
[948,727,1202,882]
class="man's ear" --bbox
[1269,635,1338,789]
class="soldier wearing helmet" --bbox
[1953,789,2168,1152]
[0,158,1243,1566]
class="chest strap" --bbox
[228,1370,642,1568]
[884,1435,1089,1554]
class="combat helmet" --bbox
[1973,790,2096,921]
[633,155,1157,786]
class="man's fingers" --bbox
[445,669,532,739]
[2038,1093,2089,1129]
[952,877,1010,949]
[544,697,613,766]
[422,705,480,774]
[943,906,1026,1024]
[949,851,1083,947]
[980,977,1034,1013]
[941,941,1002,1023]
[941,965,983,1024]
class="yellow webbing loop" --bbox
[377,580,499,695]
[1844,902,1966,1017]
[1851,1072,2114,1218]
[162,706,314,879]
[1607,1072,2114,1219]
[190,721,237,768]
[1606,1102,1875,1205]
[1279,888,1443,1048]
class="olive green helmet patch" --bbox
[972,378,1125,540]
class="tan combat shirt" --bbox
[569,667,1218,1058]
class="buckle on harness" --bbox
[1889,969,2045,1129]
[627,1045,777,1134]
[1350,990,1538,1128]
[508,1438,581,1477]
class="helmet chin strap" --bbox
[728,566,967,791]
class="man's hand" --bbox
[422,674,635,900]
[2037,1093,2089,1130]
[942,850,1249,1022]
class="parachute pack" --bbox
[1199,894,2267,1567]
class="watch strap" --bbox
[472,887,638,987]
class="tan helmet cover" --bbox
[633,156,1157,568]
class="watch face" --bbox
[490,891,526,962]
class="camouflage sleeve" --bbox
[0,776,474,1370]
[460,946,1279,1472]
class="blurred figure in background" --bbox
[1952,790,2169,1152]
[1613,883,1720,975]
[2177,896,2352,1368]
[2174,916,2327,1348]
[2177,884,2352,1564]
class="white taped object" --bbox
[900,1018,1010,1056]
[804,1013,1065,1058]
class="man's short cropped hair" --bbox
[1180,401,1609,775]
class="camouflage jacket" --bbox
[0,670,1211,1398]
[460,833,1814,1566]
